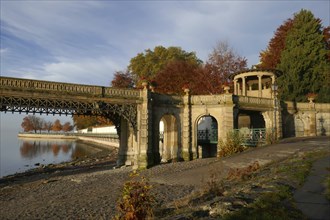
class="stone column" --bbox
[117,117,128,167]
[237,82,241,95]
[258,75,262,98]
[309,102,317,136]
[242,77,246,96]
[137,84,152,169]
[233,79,237,95]
[182,88,192,161]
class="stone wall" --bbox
[282,101,330,137]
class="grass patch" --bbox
[222,185,306,220]
[324,169,330,201]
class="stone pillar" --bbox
[258,75,262,98]
[242,77,246,96]
[137,85,152,169]
[237,82,241,95]
[309,102,317,136]
[234,80,237,95]
[221,94,235,139]
[182,88,192,161]
[117,117,128,167]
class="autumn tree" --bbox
[43,121,53,133]
[62,121,74,132]
[276,9,330,102]
[205,41,248,92]
[21,116,34,132]
[72,115,112,130]
[128,46,202,85]
[258,18,294,69]
[21,115,43,133]
[111,70,135,88]
[154,60,209,95]
[52,119,62,132]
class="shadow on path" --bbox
[294,156,330,220]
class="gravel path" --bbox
[0,136,329,219]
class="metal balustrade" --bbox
[197,129,218,144]
[0,76,140,98]
[233,128,268,146]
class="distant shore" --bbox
[18,133,76,139]
[17,133,119,148]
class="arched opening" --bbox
[197,115,218,158]
[235,110,266,146]
[159,114,179,162]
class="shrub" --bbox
[114,171,155,220]
[226,161,260,181]
[204,168,225,196]
[218,131,246,157]
[265,129,277,145]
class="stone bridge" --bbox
[1,71,329,168]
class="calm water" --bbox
[0,131,101,178]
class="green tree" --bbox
[276,9,330,102]
[128,46,202,85]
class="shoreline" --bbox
[0,137,329,219]
[0,133,120,179]
[18,133,119,149]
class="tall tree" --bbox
[111,70,135,88]
[258,18,294,69]
[21,115,43,133]
[52,119,62,132]
[154,60,210,95]
[43,121,53,133]
[62,121,74,132]
[205,41,248,92]
[128,46,202,85]
[21,116,34,132]
[276,9,330,102]
[72,115,112,130]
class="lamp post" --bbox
[271,83,278,139]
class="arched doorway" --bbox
[197,115,218,158]
[159,114,179,162]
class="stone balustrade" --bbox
[191,94,227,105]
[237,96,273,106]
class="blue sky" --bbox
[0,0,329,133]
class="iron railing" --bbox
[197,129,218,144]
[233,128,268,146]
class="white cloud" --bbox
[1,0,329,83]
[0,48,8,54]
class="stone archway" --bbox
[159,114,180,162]
[196,115,218,158]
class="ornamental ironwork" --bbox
[0,77,139,130]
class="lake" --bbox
[0,131,102,178]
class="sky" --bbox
[0,0,329,133]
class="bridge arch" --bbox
[194,114,218,158]
[152,109,181,164]
[160,114,180,162]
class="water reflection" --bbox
[19,139,100,160]
[1,136,103,178]
[20,140,73,159]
